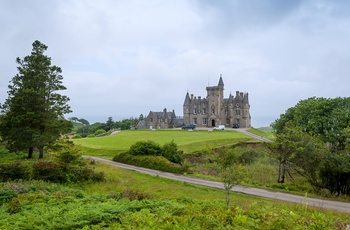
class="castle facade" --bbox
[183,75,251,128]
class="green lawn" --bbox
[73,129,253,157]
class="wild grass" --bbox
[0,149,349,228]
[73,129,252,157]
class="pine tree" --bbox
[0,40,72,159]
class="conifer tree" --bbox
[0,40,72,159]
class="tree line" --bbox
[71,116,143,137]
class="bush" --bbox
[0,161,30,182]
[237,150,259,165]
[94,129,106,136]
[161,140,183,164]
[32,161,66,183]
[129,140,161,156]
[72,134,82,139]
[113,152,190,174]
[31,140,105,183]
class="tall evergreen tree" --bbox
[0,40,72,159]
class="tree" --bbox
[268,121,325,184]
[272,97,350,150]
[105,117,115,131]
[0,40,72,159]
[216,147,244,208]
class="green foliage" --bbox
[267,121,325,184]
[0,168,348,229]
[161,140,183,164]
[121,188,154,201]
[72,134,82,139]
[216,147,245,208]
[0,40,72,159]
[94,129,106,136]
[272,97,350,150]
[237,150,259,165]
[319,151,350,195]
[113,152,189,174]
[0,161,30,182]
[129,140,161,156]
[0,190,18,205]
[32,161,66,183]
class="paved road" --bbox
[86,155,350,213]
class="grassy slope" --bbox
[73,129,253,157]
[248,127,276,140]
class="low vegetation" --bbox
[0,163,348,229]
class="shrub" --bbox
[86,134,95,138]
[0,161,30,182]
[129,140,161,156]
[72,134,82,139]
[32,161,66,183]
[161,140,183,164]
[32,140,104,183]
[94,129,106,136]
[237,150,259,165]
[113,152,190,174]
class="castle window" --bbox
[193,118,197,125]
[225,110,229,116]
[194,108,196,114]
[236,110,241,116]
[203,108,206,114]
[150,118,153,122]
[202,118,208,125]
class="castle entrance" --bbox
[211,119,215,127]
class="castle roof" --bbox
[218,74,224,86]
[183,92,191,106]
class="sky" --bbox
[1,0,350,127]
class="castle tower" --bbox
[183,92,191,125]
[205,75,224,127]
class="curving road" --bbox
[85,155,350,213]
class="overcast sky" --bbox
[1,0,350,127]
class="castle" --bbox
[138,75,251,129]
[183,75,251,128]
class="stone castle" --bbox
[138,75,251,129]
[183,75,251,128]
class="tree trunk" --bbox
[278,161,285,183]
[39,146,44,159]
[28,147,34,159]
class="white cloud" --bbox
[1,0,350,127]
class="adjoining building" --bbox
[183,75,251,128]
[137,108,181,129]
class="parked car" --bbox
[213,125,225,130]
[181,124,196,130]
[232,123,240,128]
